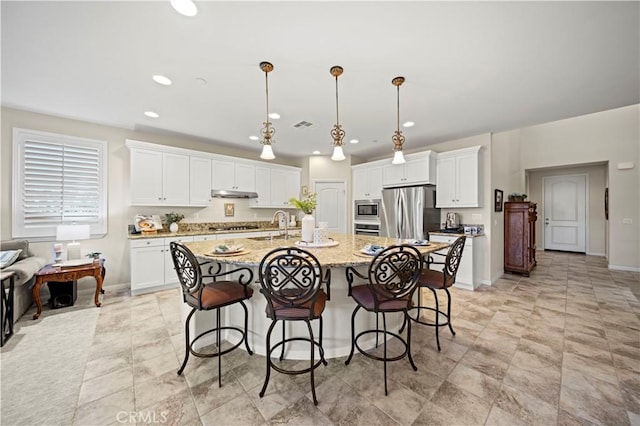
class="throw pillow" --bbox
[0,249,23,269]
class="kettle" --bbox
[445,212,460,229]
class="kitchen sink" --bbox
[248,234,291,241]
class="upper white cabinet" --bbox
[189,156,212,206]
[382,151,436,188]
[435,145,482,208]
[129,147,190,206]
[352,161,384,200]
[127,139,299,207]
[252,164,301,208]
[212,159,256,192]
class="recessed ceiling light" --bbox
[170,0,197,17]
[152,75,172,86]
[403,121,415,128]
[268,112,280,119]
[349,139,359,144]
[249,136,259,141]
[312,150,321,155]
[144,111,159,118]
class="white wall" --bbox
[1,107,303,287]
[528,164,607,256]
[518,104,639,270]
[490,130,522,282]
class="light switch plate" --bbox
[623,218,633,224]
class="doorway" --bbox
[543,174,587,253]
[313,180,347,234]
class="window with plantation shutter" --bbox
[12,128,107,240]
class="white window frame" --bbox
[12,128,108,241]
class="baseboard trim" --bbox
[609,264,640,272]
[587,252,605,257]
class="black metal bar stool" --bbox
[258,247,331,406]
[170,242,254,387]
[344,244,422,395]
[402,236,466,351]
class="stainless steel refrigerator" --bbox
[380,185,441,240]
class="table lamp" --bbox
[56,224,91,260]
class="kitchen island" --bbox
[184,233,448,359]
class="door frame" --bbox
[313,179,348,234]
[541,173,589,253]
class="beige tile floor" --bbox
[65,251,640,424]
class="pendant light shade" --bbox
[331,145,346,161]
[259,61,276,160]
[391,76,406,164]
[260,144,275,160]
[330,66,346,161]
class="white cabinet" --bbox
[435,146,482,208]
[251,164,301,208]
[352,162,384,200]
[270,167,300,206]
[382,151,436,188]
[190,156,212,206]
[212,159,256,192]
[129,148,190,206]
[428,234,483,291]
[193,234,218,242]
[130,236,194,295]
[130,238,168,294]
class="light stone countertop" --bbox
[429,232,485,238]
[185,233,450,268]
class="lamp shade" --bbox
[56,224,90,242]
[260,144,275,160]
[331,145,346,161]
[392,150,406,165]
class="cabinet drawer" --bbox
[164,236,194,245]
[130,238,164,249]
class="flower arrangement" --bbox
[289,193,317,214]
[164,212,185,224]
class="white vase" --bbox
[169,222,179,233]
[301,214,315,242]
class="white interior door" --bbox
[544,174,587,252]
[314,180,346,234]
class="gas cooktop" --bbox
[209,225,261,232]
[439,227,464,234]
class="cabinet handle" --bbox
[158,197,162,200]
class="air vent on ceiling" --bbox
[293,120,313,128]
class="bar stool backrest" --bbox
[368,245,423,303]
[259,247,324,313]
[443,236,466,287]
[170,242,205,308]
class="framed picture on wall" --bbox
[494,189,504,212]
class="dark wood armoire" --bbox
[504,201,537,275]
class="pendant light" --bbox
[259,61,276,160]
[391,76,406,164]
[330,66,346,161]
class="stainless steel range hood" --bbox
[211,189,258,199]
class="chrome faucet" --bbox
[272,210,289,240]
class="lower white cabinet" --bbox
[428,234,483,291]
[130,236,194,295]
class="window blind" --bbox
[23,140,100,225]
[13,128,107,239]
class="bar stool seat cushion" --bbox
[418,269,452,289]
[186,281,254,310]
[265,290,327,320]
[350,285,412,311]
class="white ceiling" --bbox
[2,1,638,160]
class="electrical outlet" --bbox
[623,218,633,224]
[471,214,482,221]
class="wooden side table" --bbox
[32,259,106,320]
[1,271,16,346]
